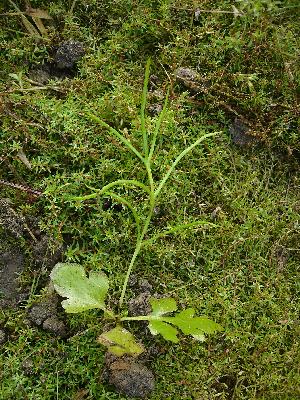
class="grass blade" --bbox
[155,131,221,198]
[86,112,145,163]
[141,220,217,247]
[148,89,169,162]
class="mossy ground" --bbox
[0,1,299,399]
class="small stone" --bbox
[43,316,67,337]
[175,67,210,94]
[138,279,152,294]
[54,41,85,69]
[175,67,198,82]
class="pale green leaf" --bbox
[150,297,177,316]
[97,326,144,356]
[148,320,179,343]
[164,308,223,337]
[50,263,109,313]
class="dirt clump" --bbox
[0,199,26,238]
[27,292,67,337]
[54,40,85,69]
[104,353,155,398]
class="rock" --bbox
[0,329,7,345]
[229,118,258,147]
[0,199,26,238]
[54,41,85,69]
[28,296,58,326]
[107,358,155,398]
[0,247,25,307]
[43,316,67,337]
[128,293,152,317]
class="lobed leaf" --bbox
[164,308,223,341]
[50,263,109,313]
[97,326,144,356]
[147,298,222,342]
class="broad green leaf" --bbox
[97,326,144,356]
[50,263,109,313]
[150,297,177,316]
[148,320,179,343]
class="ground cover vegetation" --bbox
[0,0,299,399]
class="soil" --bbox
[28,40,85,84]
[0,198,65,339]
[104,353,155,399]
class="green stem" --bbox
[120,315,161,322]
[148,89,169,163]
[119,160,155,309]
[106,191,141,237]
[69,179,150,201]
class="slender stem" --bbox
[70,179,150,201]
[141,59,151,157]
[119,160,155,309]
[88,179,151,195]
[155,132,220,198]
[120,315,161,322]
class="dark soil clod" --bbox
[105,354,155,399]
[54,40,85,69]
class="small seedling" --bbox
[50,60,222,356]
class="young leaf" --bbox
[148,320,179,343]
[147,298,222,342]
[50,263,109,313]
[163,308,222,340]
[97,326,144,356]
[150,297,177,315]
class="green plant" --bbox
[50,60,222,356]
